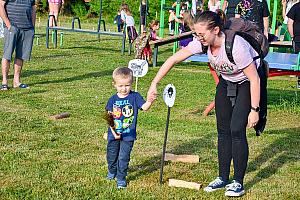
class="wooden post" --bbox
[50,112,70,120]
[164,153,199,163]
[169,179,202,190]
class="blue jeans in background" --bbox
[106,140,134,181]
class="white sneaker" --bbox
[225,180,245,197]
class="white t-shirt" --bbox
[126,16,135,26]
[121,10,126,22]
[208,0,221,13]
[186,35,260,83]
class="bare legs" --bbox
[1,58,24,88]
[49,3,61,27]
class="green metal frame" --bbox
[159,0,166,37]
[172,0,181,53]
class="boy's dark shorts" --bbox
[3,26,34,61]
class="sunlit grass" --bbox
[0,17,299,199]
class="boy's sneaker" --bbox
[117,180,127,189]
[106,172,116,180]
[225,180,245,197]
[204,177,228,192]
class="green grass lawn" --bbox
[0,17,299,199]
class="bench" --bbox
[149,31,193,67]
[46,15,126,54]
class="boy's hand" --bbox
[110,127,121,140]
[141,100,153,111]
[113,133,121,140]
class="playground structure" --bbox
[152,0,227,64]
[46,0,126,54]
[150,31,193,67]
[152,0,291,65]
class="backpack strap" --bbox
[225,32,263,65]
[225,33,236,64]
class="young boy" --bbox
[114,10,122,32]
[105,67,153,189]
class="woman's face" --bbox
[193,22,218,46]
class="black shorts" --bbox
[293,40,300,54]
[140,15,146,26]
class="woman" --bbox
[147,10,261,197]
[48,0,64,27]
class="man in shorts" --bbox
[0,0,36,90]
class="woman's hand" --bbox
[147,82,158,102]
[247,111,259,128]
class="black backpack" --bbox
[224,18,268,136]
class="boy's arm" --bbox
[110,127,121,140]
[141,100,153,111]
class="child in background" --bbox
[208,0,221,12]
[114,10,122,32]
[120,3,129,30]
[168,10,176,35]
[178,11,194,48]
[140,0,148,32]
[105,67,153,189]
[135,30,152,64]
[135,20,161,64]
[125,9,138,44]
[149,20,161,41]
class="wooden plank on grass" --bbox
[50,112,70,120]
[169,179,201,190]
[164,153,199,163]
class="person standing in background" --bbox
[287,1,300,88]
[114,10,122,32]
[0,0,36,90]
[48,0,64,27]
[281,0,299,41]
[235,0,270,39]
[223,0,240,19]
[120,3,129,31]
[140,0,148,32]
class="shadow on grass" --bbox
[268,88,299,106]
[31,69,113,85]
[245,127,300,189]
[128,135,214,183]
[66,45,122,53]
[10,67,72,79]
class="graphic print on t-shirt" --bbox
[112,99,134,134]
[210,60,235,74]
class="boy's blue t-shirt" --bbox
[105,91,146,141]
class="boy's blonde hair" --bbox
[112,67,133,83]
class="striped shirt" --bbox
[5,0,35,29]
